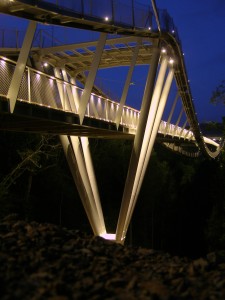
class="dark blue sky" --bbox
[154,0,225,122]
[0,0,224,123]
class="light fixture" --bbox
[43,62,48,67]
[104,16,109,21]
[169,58,174,64]
[148,27,151,31]
[161,48,166,53]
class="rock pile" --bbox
[0,214,225,299]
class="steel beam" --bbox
[165,92,179,135]
[173,108,184,137]
[115,38,141,128]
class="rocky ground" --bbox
[0,215,225,299]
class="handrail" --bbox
[0,55,219,152]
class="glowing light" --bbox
[148,27,151,31]
[169,58,174,64]
[161,48,166,54]
[0,59,6,65]
[43,62,48,67]
[100,233,116,240]
[104,16,109,21]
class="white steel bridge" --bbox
[0,0,224,243]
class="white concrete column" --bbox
[60,134,106,236]
[135,67,175,198]
[78,32,107,124]
[115,47,164,243]
[7,21,37,113]
[80,137,105,233]
[70,136,105,235]
[59,135,99,235]
[70,77,81,112]
[54,68,70,111]
[56,66,106,236]
[122,66,174,241]
[61,69,77,113]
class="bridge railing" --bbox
[0,27,77,49]
[38,0,153,30]
[0,56,139,129]
[0,56,199,143]
[158,121,194,141]
[26,0,179,42]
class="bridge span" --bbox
[0,0,223,243]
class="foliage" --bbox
[210,80,225,105]
[0,134,61,199]
[0,130,225,258]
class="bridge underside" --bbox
[0,97,201,154]
[0,97,134,138]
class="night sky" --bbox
[155,0,225,123]
[0,0,224,123]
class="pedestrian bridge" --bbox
[0,0,224,243]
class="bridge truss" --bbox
[0,0,224,243]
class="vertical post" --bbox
[7,21,37,113]
[28,67,31,103]
[105,100,108,121]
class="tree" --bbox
[0,133,61,218]
[210,80,225,104]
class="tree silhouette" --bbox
[210,80,225,104]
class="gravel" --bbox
[0,214,225,300]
